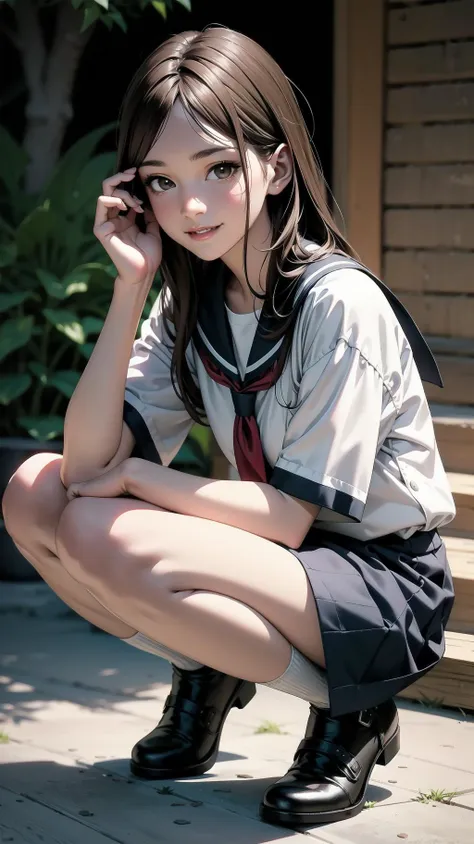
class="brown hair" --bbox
[117,26,357,423]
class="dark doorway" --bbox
[72,1,334,187]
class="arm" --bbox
[61,165,162,488]
[61,279,151,488]
[126,459,320,549]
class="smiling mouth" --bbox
[186,225,221,234]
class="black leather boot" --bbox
[130,664,256,779]
[260,698,400,826]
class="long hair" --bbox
[117,26,357,423]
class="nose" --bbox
[182,192,207,219]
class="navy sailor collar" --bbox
[192,256,443,389]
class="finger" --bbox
[112,189,144,208]
[96,208,138,241]
[94,195,143,231]
[102,167,137,196]
[112,190,144,217]
[94,196,128,230]
[66,485,81,501]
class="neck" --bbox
[220,205,273,310]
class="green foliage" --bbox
[0,125,158,441]
[253,721,288,735]
[415,789,461,804]
[0,0,191,31]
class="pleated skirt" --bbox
[288,528,455,717]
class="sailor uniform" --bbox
[123,254,455,716]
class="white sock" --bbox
[123,632,203,671]
[262,646,330,709]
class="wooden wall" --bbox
[384,0,474,342]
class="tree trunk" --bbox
[15,0,95,194]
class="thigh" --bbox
[58,498,325,666]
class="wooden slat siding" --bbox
[385,164,474,205]
[384,209,474,249]
[344,0,384,274]
[424,356,474,405]
[385,250,474,293]
[388,42,474,85]
[397,631,474,711]
[397,292,474,338]
[388,1,474,46]
[386,124,474,164]
[387,81,474,124]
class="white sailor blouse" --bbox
[123,255,456,542]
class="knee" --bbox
[2,452,64,542]
[55,497,113,585]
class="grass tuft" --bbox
[253,720,287,735]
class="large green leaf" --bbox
[36,268,89,299]
[0,316,34,361]
[0,242,17,267]
[42,308,86,344]
[28,362,48,383]
[107,9,127,31]
[49,371,80,398]
[0,126,28,197]
[152,0,166,16]
[0,291,33,313]
[45,124,116,211]
[68,152,116,217]
[16,202,58,256]
[63,269,90,297]
[37,268,66,299]
[78,342,95,359]
[82,316,104,336]
[80,3,101,31]
[18,415,64,441]
[93,0,109,8]
[0,373,32,405]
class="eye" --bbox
[143,175,175,194]
[207,162,240,181]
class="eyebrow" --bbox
[139,145,237,168]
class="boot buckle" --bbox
[200,705,220,733]
[358,709,373,728]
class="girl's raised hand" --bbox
[93,167,162,286]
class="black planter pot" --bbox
[0,438,62,581]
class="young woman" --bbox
[3,26,456,828]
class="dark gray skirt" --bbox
[288,528,455,717]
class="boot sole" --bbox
[130,680,256,780]
[260,726,400,827]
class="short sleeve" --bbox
[269,270,400,522]
[123,291,194,466]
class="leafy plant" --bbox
[253,720,288,735]
[1,0,191,193]
[415,788,461,804]
[0,123,158,441]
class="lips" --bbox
[186,225,221,234]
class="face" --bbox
[137,99,285,263]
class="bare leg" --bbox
[2,454,135,638]
[55,497,326,683]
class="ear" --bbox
[267,143,293,195]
